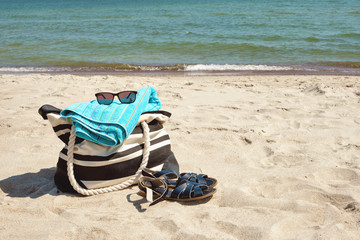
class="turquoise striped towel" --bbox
[60,86,161,146]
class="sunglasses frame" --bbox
[95,91,137,105]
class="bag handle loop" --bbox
[66,121,150,196]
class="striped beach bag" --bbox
[38,104,179,195]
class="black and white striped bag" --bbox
[39,104,179,195]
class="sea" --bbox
[1,0,360,74]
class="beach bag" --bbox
[39,104,179,195]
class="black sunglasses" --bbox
[95,91,137,105]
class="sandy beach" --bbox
[0,73,360,239]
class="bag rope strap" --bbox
[66,121,150,196]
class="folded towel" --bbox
[61,86,161,146]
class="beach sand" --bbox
[0,73,360,240]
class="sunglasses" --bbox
[95,91,137,105]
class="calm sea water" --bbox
[0,0,360,73]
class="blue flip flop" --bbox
[138,176,216,205]
[142,169,218,189]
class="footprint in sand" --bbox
[214,221,264,239]
[312,167,360,186]
[258,148,305,169]
[270,154,304,168]
[154,219,179,234]
[303,84,326,95]
[245,177,356,209]
[66,227,110,240]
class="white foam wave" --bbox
[0,64,295,73]
[0,67,69,72]
[184,64,293,71]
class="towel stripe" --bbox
[104,104,129,132]
[72,103,81,111]
[116,104,129,123]
[107,104,121,122]
[90,104,100,119]
[81,103,90,114]
[96,105,111,129]
[98,105,110,121]
[125,87,149,127]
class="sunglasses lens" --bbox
[118,91,136,103]
[96,93,114,105]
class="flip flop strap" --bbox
[139,177,170,205]
[180,173,208,185]
[170,181,188,199]
[171,180,207,199]
[142,169,179,187]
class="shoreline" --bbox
[1,63,360,76]
[1,69,360,76]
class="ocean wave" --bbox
[0,67,70,73]
[0,64,293,73]
[184,64,293,71]
[1,63,360,75]
[0,65,185,73]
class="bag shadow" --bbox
[0,167,66,198]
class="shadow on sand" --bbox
[0,168,70,198]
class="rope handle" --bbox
[66,121,150,196]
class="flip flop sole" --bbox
[206,178,218,189]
